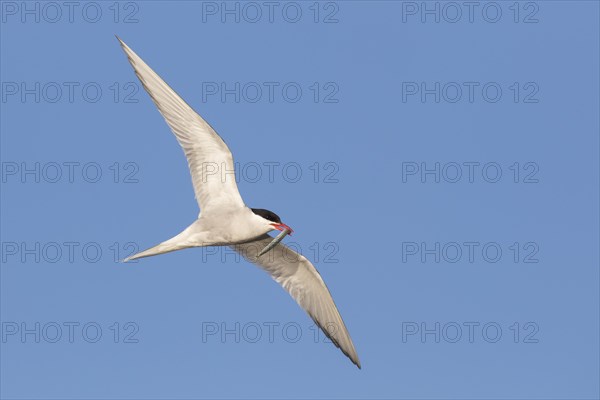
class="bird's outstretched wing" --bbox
[117,37,244,213]
[231,235,361,368]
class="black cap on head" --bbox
[251,208,281,223]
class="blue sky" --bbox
[1,1,599,399]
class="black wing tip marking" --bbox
[310,313,361,369]
[115,38,170,119]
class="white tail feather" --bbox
[123,222,202,262]
[123,241,190,262]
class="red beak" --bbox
[271,223,293,235]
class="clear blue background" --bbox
[1,1,599,399]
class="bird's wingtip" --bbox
[115,35,129,50]
[351,355,361,369]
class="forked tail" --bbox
[123,222,201,262]
[123,241,190,262]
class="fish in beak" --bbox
[258,223,293,257]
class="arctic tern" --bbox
[117,37,360,368]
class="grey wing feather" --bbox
[231,235,361,368]
[117,37,245,213]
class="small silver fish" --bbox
[258,228,291,257]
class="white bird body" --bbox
[117,37,361,368]
[126,208,274,260]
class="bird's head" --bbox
[251,208,293,234]
[251,208,294,257]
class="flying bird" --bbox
[116,37,360,368]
